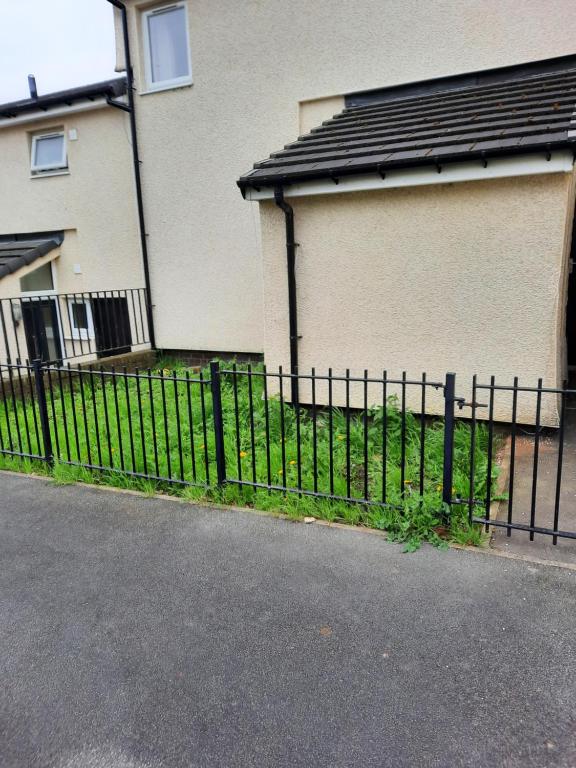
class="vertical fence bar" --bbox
[32,359,53,464]
[507,376,518,536]
[419,373,426,497]
[312,368,318,494]
[112,367,125,472]
[67,364,81,462]
[185,371,197,482]
[232,363,242,481]
[328,368,334,496]
[135,368,148,476]
[173,372,184,483]
[199,370,210,485]
[552,388,566,545]
[484,376,495,531]
[400,371,407,496]
[123,367,136,473]
[363,369,369,501]
[247,364,257,484]
[57,366,71,462]
[263,365,272,489]
[279,366,287,489]
[345,368,351,499]
[442,372,456,512]
[210,361,226,487]
[529,379,543,542]
[78,366,92,466]
[0,365,14,452]
[382,370,387,504]
[468,375,477,524]
[100,366,114,468]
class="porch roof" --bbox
[0,232,63,280]
[238,62,576,193]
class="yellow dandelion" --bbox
[162,368,170,376]
[404,479,412,484]
[278,469,283,475]
[239,450,247,458]
[337,435,344,441]
[289,459,296,465]
[436,484,442,491]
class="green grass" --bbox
[0,361,496,551]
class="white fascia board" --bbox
[0,97,122,130]
[245,151,575,201]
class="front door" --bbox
[22,298,62,363]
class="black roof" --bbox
[0,233,63,280]
[0,78,127,120]
[238,64,576,193]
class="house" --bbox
[0,78,149,364]
[108,0,576,380]
[238,61,576,424]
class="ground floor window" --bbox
[68,298,95,341]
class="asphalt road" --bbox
[1,472,575,768]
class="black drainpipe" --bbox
[274,187,299,404]
[106,0,156,350]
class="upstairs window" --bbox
[31,131,67,174]
[143,3,192,91]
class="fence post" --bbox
[33,359,53,465]
[210,361,226,487]
[442,372,456,512]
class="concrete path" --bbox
[1,473,576,768]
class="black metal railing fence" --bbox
[0,359,575,545]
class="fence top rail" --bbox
[46,365,208,385]
[220,368,444,388]
[0,362,34,372]
[475,381,573,395]
[0,287,147,303]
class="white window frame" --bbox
[142,2,193,93]
[30,131,67,174]
[67,298,95,341]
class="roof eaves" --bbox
[0,78,127,120]
[0,234,63,280]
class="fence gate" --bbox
[458,376,576,545]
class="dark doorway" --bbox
[92,296,132,358]
[22,298,63,364]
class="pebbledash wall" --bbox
[0,105,144,362]
[258,172,576,425]
[114,0,576,358]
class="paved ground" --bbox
[492,406,576,565]
[1,473,576,768]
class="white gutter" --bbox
[244,151,575,201]
[0,97,125,129]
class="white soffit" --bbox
[245,151,575,201]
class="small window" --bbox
[68,299,94,340]
[20,263,55,293]
[143,3,192,91]
[31,132,67,174]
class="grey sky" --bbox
[0,1,118,103]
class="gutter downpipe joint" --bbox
[274,187,299,405]
[106,0,156,350]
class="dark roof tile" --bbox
[0,233,63,280]
[239,65,576,191]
